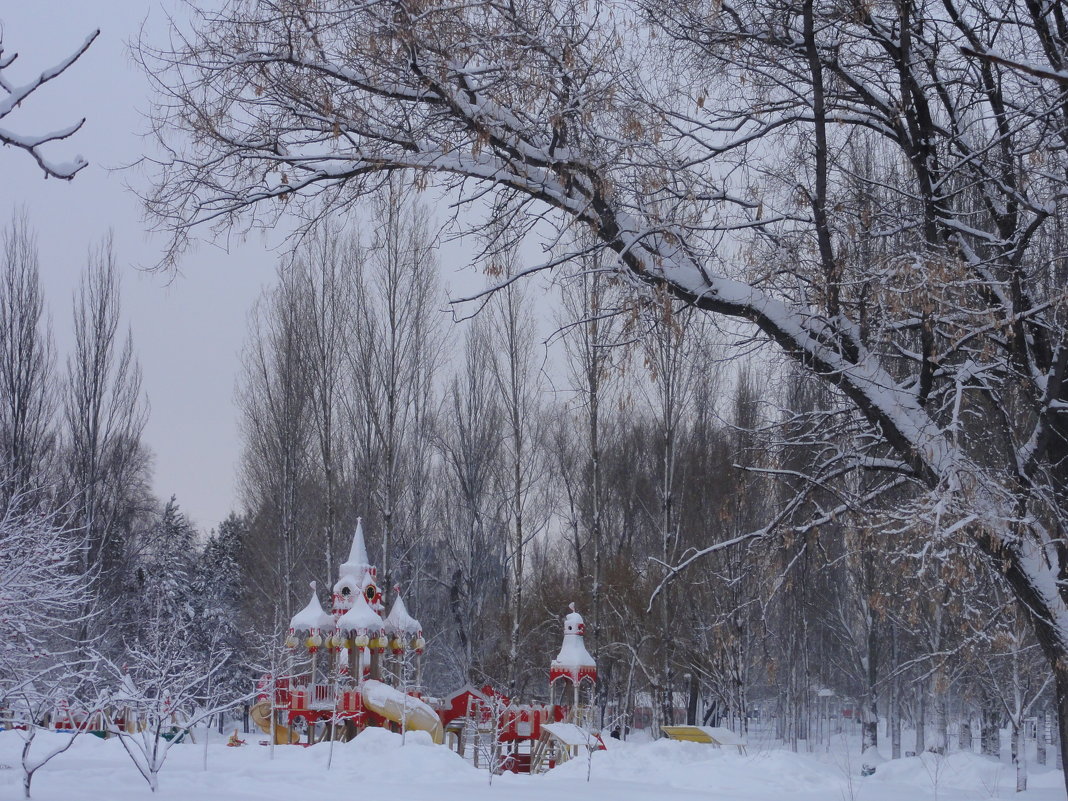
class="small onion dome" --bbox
[549,602,597,685]
[336,589,385,649]
[289,582,335,653]
[385,588,422,653]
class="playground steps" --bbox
[529,733,556,773]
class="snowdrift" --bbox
[545,736,842,796]
[3,726,1067,801]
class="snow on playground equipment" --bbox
[529,604,603,772]
[661,725,748,754]
[251,518,438,745]
[253,518,602,772]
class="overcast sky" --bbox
[3,2,556,535]
[2,2,287,532]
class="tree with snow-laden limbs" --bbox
[0,492,91,687]
[3,655,106,800]
[103,594,241,793]
[0,491,101,799]
[142,0,1068,785]
[0,28,99,180]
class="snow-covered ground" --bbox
[1,726,1065,801]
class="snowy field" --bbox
[2,726,1066,801]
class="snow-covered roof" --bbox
[551,633,597,671]
[289,582,334,632]
[384,589,421,635]
[541,722,602,748]
[336,590,384,634]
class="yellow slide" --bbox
[250,699,300,744]
[361,679,444,744]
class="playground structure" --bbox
[251,519,604,772]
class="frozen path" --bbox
[1,727,1065,801]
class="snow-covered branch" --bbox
[0,30,99,180]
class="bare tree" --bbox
[142,0,1068,783]
[238,267,313,622]
[556,249,626,659]
[644,300,711,728]
[105,604,237,793]
[0,28,99,179]
[0,493,90,688]
[0,211,55,503]
[432,319,506,683]
[289,223,358,581]
[64,234,148,622]
[351,182,442,594]
[4,655,104,800]
[487,258,550,696]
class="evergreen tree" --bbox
[142,496,196,625]
[192,513,248,702]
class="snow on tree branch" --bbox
[140,2,1068,780]
[0,29,99,180]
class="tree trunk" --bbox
[686,671,699,726]
[891,705,902,759]
[1037,710,1046,766]
[931,669,947,754]
[1013,721,1027,792]
[21,736,34,799]
[915,684,926,753]
[1056,669,1068,779]
[981,703,1000,757]
[890,625,901,759]
[862,621,878,752]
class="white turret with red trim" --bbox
[332,518,382,616]
[549,602,597,685]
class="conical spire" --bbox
[339,517,370,579]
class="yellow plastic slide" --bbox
[361,679,444,744]
[249,699,300,744]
